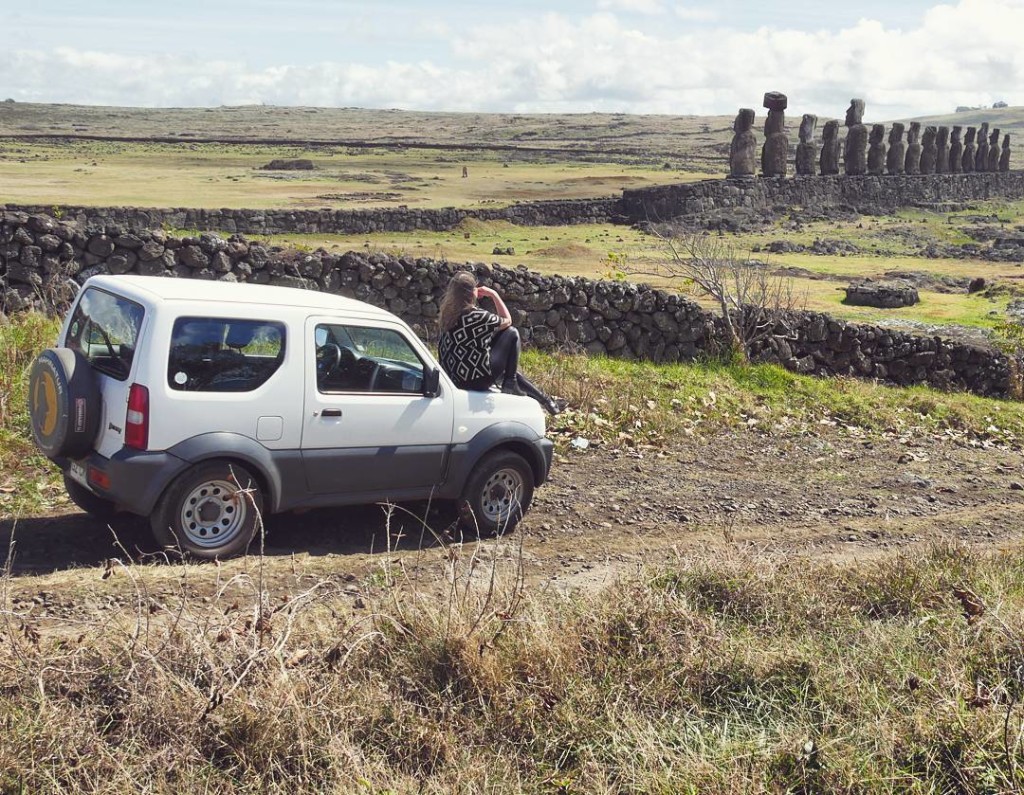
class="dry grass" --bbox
[0,313,63,516]
[3,529,1024,793]
[0,138,692,211]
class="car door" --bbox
[300,316,454,498]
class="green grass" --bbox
[528,348,1024,449]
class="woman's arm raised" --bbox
[476,286,513,330]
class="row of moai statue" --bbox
[729,93,1013,179]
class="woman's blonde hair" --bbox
[439,271,478,332]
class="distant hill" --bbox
[0,102,735,169]
[897,106,1023,157]
[0,102,1017,170]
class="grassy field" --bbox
[0,102,736,164]
[2,534,1024,793]
[6,102,1024,792]
[6,305,1024,790]
[0,138,707,211]
[246,198,1024,332]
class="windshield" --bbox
[65,287,145,381]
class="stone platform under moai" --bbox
[621,172,1024,226]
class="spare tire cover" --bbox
[28,348,102,459]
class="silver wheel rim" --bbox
[479,467,525,525]
[179,478,248,549]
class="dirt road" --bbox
[3,429,1024,613]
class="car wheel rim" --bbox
[179,478,248,549]
[479,467,524,525]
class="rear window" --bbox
[168,317,285,392]
[65,287,145,381]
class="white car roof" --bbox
[83,274,399,321]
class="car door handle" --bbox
[321,408,342,418]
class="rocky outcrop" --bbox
[843,279,920,308]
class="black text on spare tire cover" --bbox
[28,348,101,459]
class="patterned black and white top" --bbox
[439,308,501,388]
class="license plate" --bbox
[68,461,88,487]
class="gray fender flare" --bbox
[166,433,285,512]
[442,421,551,498]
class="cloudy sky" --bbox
[3,0,1021,118]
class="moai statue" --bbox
[987,128,1001,172]
[728,108,758,178]
[975,122,990,172]
[935,126,950,174]
[887,123,906,175]
[948,126,963,173]
[920,126,938,174]
[795,114,818,176]
[1000,134,1012,172]
[962,127,977,172]
[760,92,789,178]
[867,124,887,175]
[843,99,868,176]
[905,122,922,175]
[819,120,841,175]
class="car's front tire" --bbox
[458,450,534,537]
[150,461,264,559]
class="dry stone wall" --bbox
[6,172,1024,237]
[1,199,624,236]
[1,211,1011,398]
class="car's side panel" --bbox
[300,316,456,496]
[144,304,303,453]
[300,445,452,495]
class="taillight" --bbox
[125,384,149,450]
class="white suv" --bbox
[28,275,553,558]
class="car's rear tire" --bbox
[63,473,119,522]
[28,348,101,459]
[150,461,264,560]
[458,450,534,537]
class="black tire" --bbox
[458,450,534,537]
[150,461,264,560]
[28,348,101,459]
[63,473,119,521]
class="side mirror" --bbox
[422,366,441,397]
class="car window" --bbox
[65,288,145,381]
[169,317,285,392]
[316,324,425,394]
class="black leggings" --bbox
[486,327,550,406]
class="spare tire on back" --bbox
[28,348,102,459]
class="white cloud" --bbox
[596,0,666,14]
[1,0,1022,118]
[673,4,718,22]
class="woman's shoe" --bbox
[542,396,565,416]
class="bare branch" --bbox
[626,228,806,362]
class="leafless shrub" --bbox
[627,230,805,362]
